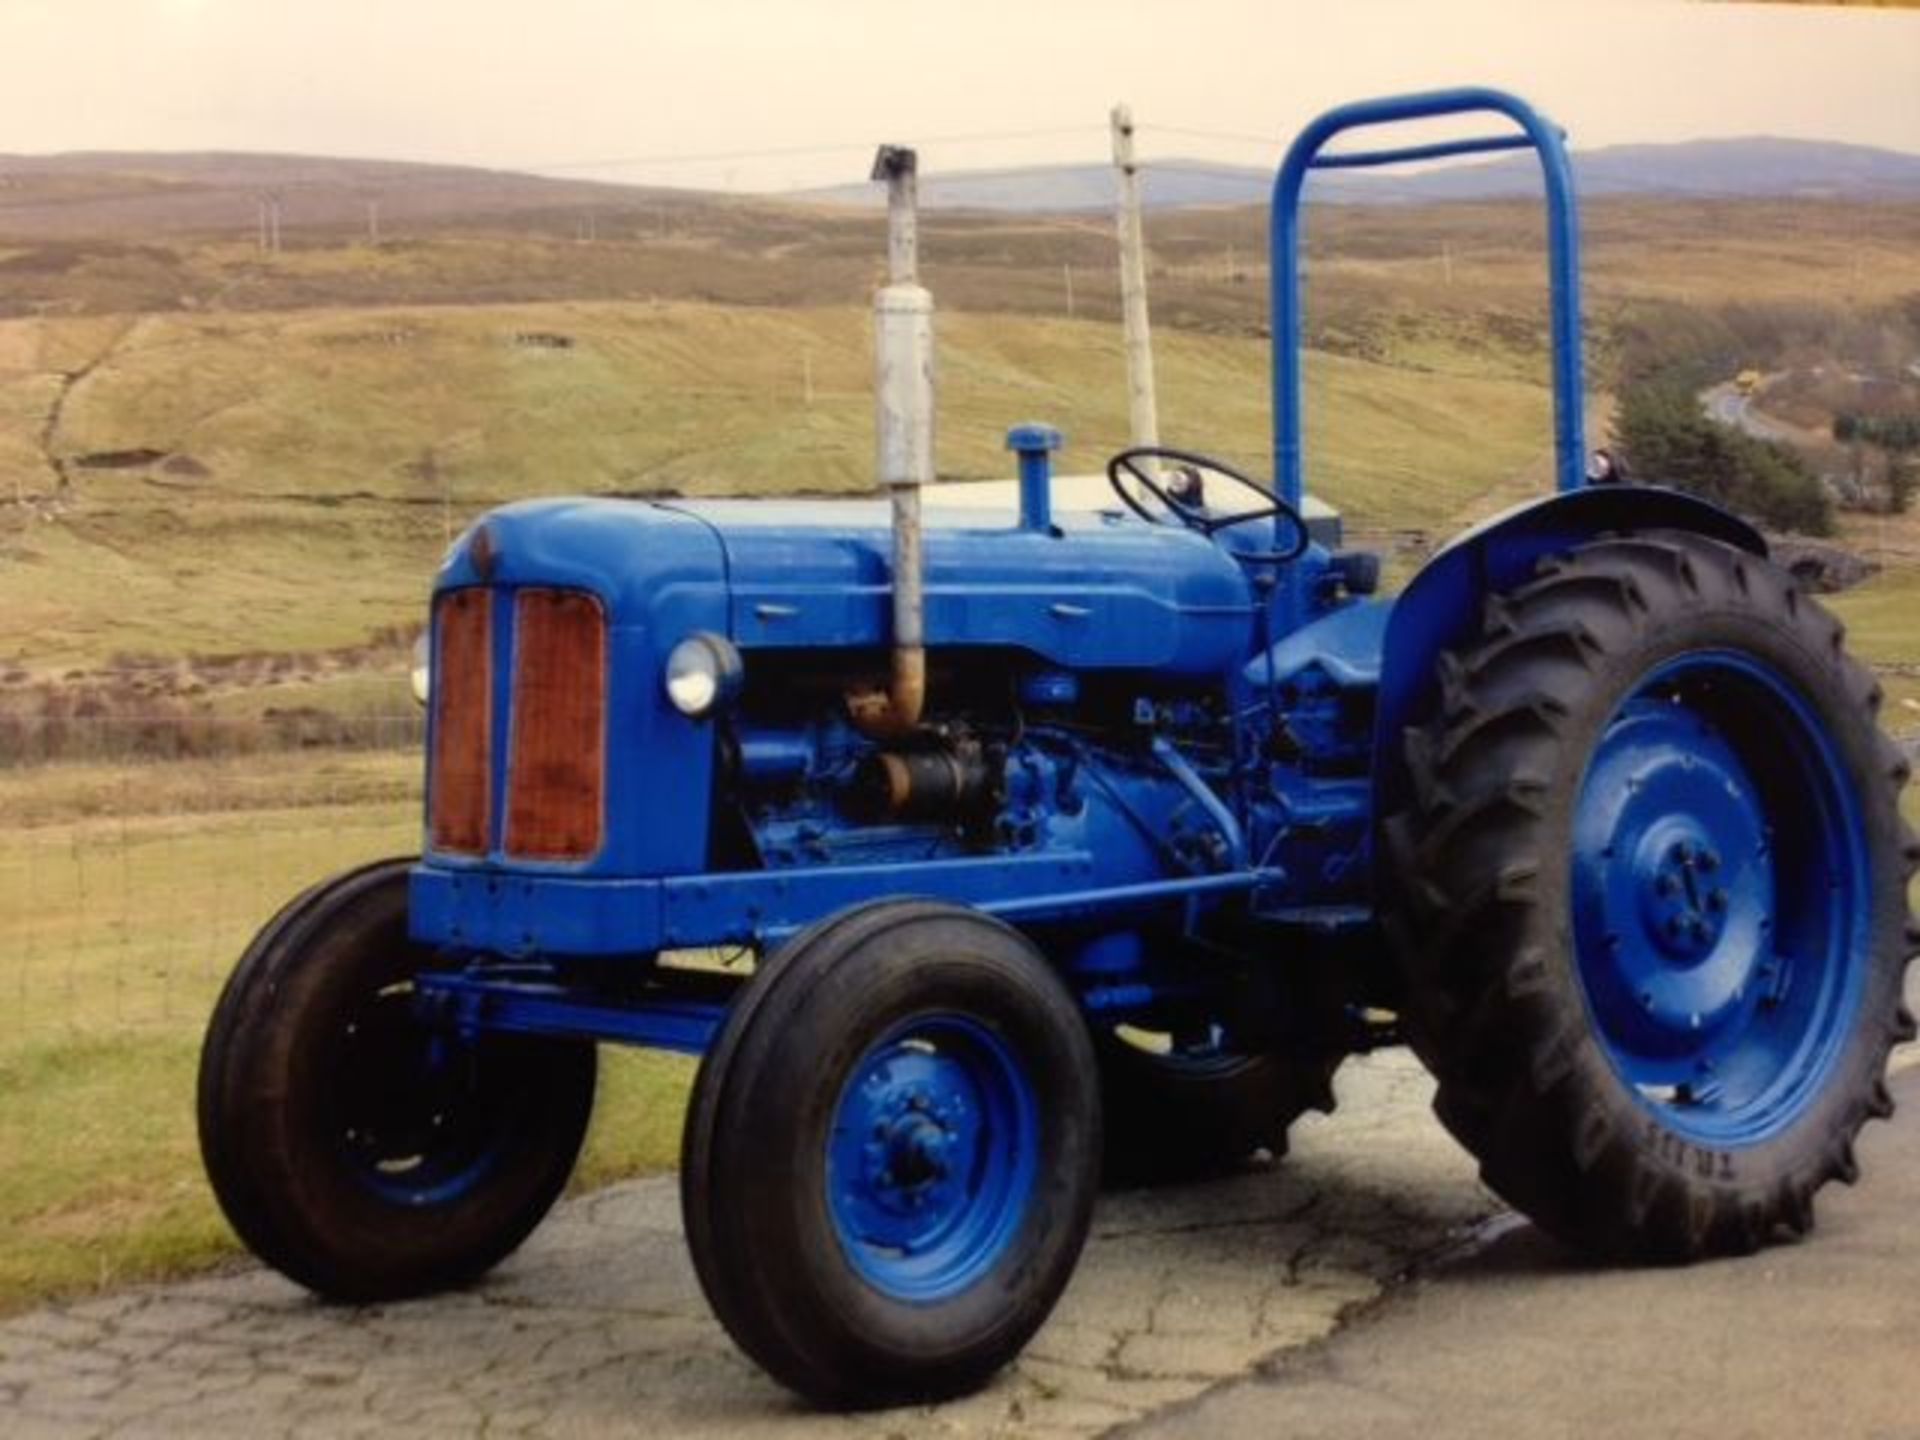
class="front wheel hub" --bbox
[827,1018,1039,1302]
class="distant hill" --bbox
[795,137,1920,211]
[0,152,723,239]
[3,135,1918,243]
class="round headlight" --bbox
[665,632,742,717]
[410,633,431,708]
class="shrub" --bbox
[1615,375,1833,535]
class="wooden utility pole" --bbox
[365,197,381,246]
[1063,261,1075,319]
[1111,105,1159,457]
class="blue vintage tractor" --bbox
[199,89,1915,1407]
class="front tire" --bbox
[1386,532,1916,1260]
[197,859,597,1300]
[681,900,1100,1408]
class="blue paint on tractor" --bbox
[1370,484,1763,826]
[427,499,729,879]
[1008,423,1063,533]
[405,87,1770,1000]
[1570,651,1871,1146]
[1270,86,1587,629]
[826,1015,1041,1302]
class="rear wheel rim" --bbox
[827,1015,1040,1302]
[1571,649,1871,1146]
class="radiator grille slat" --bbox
[428,589,493,854]
[506,589,607,860]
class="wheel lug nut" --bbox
[1707,890,1728,913]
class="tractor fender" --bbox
[1371,485,1764,826]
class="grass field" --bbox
[0,301,1554,674]
[0,750,694,1313]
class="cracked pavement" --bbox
[0,1053,1497,1439]
[7,1003,1915,1440]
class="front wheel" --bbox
[197,859,597,1300]
[1386,532,1916,1260]
[681,900,1101,1408]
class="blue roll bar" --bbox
[1270,88,1588,571]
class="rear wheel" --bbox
[1386,532,1916,1259]
[197,859,597,1300]
[681,900,1100,1407]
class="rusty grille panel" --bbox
[428,588,493,854]
[506,588,607,860]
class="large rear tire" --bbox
[197,859,597,1300]
[681,900,1100,1408]
[1385,532,1916,1260]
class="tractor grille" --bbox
[427,586,607,861]
[428,588,493,854]
[503,588,607,861]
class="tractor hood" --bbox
[437,496,1259,677]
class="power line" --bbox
[1148,124,1283,150]
[517,124,1101,176]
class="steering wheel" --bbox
[1105,446,1310,563]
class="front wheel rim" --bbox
[328,980,519,1206]
[1571,649,1872,1147]
[827,1015,1041,1302]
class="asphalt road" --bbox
[1700,380,1799,445]
[1135,1056,1920,1440]
[3,985,1915,1440]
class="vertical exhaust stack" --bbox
[849,145,932,738]
[1110,106,1160,464]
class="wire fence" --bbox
[1,716,424,1050]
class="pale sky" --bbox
[0,0,1914,190]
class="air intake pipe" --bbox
[848,144,932,738]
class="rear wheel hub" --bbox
[1570,651,1868,1143]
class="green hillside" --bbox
[0,301,1551,674]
